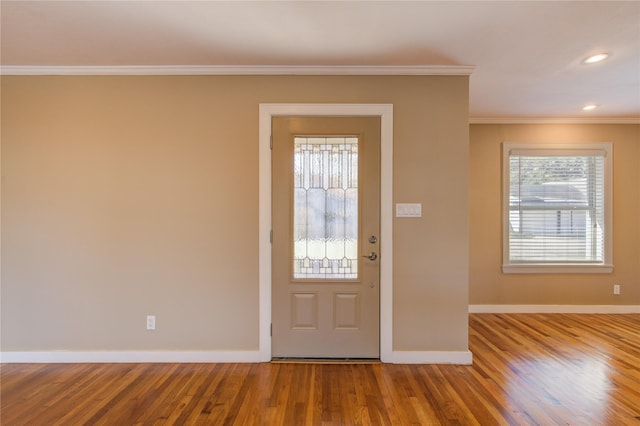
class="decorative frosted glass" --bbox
[293,137,358,279]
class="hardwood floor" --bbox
[2,314,639,425]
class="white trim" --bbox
[259,103,394,363]
[4,66,636,125]
[0,65,474,76]
[469,304,640,314]
[0,349,479,364]
[0,351,261,364]
[470,116,640,124]
[502,264,614,274]
[388,351,473,365]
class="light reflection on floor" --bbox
[504,351,613,422]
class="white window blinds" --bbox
[503,143,612,273]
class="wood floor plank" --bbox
[2,314,639,425]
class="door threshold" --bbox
[271,357,381,364]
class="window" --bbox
[293,136,359,279]
[503,142,612,273]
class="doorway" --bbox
[258,103,393,362]
[271,116,380,358]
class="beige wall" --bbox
[1,75,470,353]
[470,124,640,306]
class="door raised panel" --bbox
[334,292,361,330]
[291,292,318,330]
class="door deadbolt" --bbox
[368,235,378,244]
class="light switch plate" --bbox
[396,203,422,217]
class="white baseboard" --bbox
[1,349,474,365]
[469,304,640,314]
[0,350,262,363]
[387,350,473,365]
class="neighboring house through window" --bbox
[502,142,613,273]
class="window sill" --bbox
[502,264,614,274]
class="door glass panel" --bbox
[293,136,358,279]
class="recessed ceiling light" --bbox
[583,53,609,64]
[583,104,598,111]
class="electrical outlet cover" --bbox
[146,315,156,330]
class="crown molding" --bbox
[470,116,640,124]
[3,66,637,123]
[0,64,475,76]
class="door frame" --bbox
[258,103,393,362]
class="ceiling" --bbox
[1,1,639,121]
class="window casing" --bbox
[502,143,613,273]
